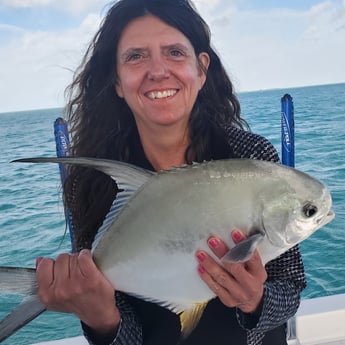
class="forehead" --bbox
[117,15,194,52]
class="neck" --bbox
[136,123,190,171]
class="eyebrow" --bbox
[162,43,190,52]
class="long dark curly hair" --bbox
[64,0,247,250]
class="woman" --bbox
[36,1,306,344]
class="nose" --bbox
[147,56,170,81]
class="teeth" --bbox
[147,90,177,99]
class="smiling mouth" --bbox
[146,89,178,99]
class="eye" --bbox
[168,48,186,59]
[302,202,318,218]
[170,49,183,57]
[126,53,142,62]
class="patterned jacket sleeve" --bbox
[82,292,143,345]
[225,126,307,342]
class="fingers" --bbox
[198,268,241,308]
[231,229,245,244]
[36,257,55,292]
[36,250,96,285]
[35,252,120,332]
[207,236,228,258]
[229,230,266,281]
[196,251,246,308]
[36,254,71,309]
[35,252,96,308]
[77,249,98,277]
[197,229,267,313]
[207,229,253,258]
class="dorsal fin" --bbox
[12,157,155,251]
[12,157,155,191]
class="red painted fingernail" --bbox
[233,231,243,241]
[198,266,205,274]
[208,238,220,249]
[196,252,206,262]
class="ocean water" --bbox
[0,83,344,344]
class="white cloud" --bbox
[53,0,109,14]
[0,0,108,13]
[0,14,101,112]
[0,0,53,7]
[0,23,25,34]
[195,0,345,92]
[0,0,344,112]
[304,0,345,39]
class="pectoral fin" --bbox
[221,233,264,263]
[179,302,208,339]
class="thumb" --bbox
[79,249,92,257]
[78,249,98,277]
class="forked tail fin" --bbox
[0,267,46,342]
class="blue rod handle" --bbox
[54,118,75,251]
[281,94,295,167]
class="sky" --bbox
[0,0,344,113]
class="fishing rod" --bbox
[54,117,75,252]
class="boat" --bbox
[287,293,345,345]
[31,292,345,345]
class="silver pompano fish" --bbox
[0,157,335,342]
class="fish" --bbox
[0,157,335,342]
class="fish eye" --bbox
[302,202,318,218]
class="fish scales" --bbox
[0,157,334,342]
[91,159,332,311]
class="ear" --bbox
[115,81,124,98]
[198,52,210,88]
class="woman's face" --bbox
[115,15,209,133]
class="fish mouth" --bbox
[317,209,335,229]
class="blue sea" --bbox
[0,83,344,344]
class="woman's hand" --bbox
[196,230,267,314]
[36,249,121,335]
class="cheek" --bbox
[190,66,207,92]
[116,73,141,99]
[178,67,205,94]
[196,67,207,90]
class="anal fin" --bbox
[179,301,208,339]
